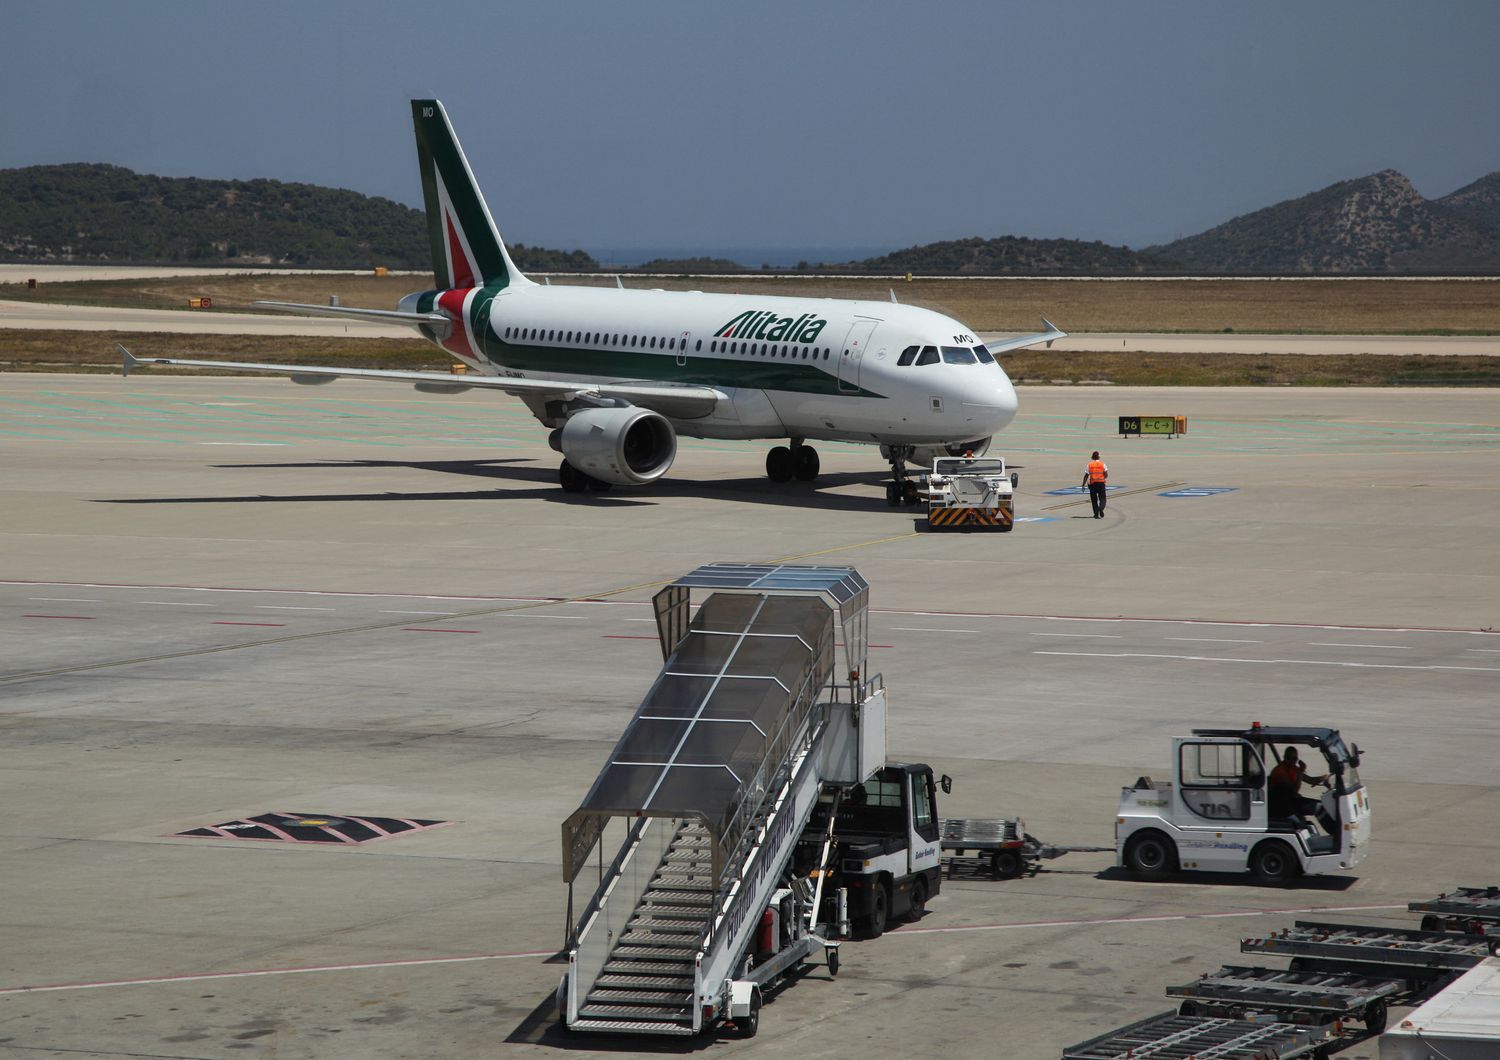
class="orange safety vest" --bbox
[1087,460,1107,484]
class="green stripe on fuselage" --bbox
[472,326,886,398]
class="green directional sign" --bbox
[1119,416,1184,437]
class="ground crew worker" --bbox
[1083,451,1108,518]
[1268,747,1331,828]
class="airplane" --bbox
[122,99,1065,506]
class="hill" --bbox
[0,163,597,271]
[1150,170,1500,272]
[829,235,1178,274]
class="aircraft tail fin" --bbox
[411,99,530,291]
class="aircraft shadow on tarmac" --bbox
[94,458,899,513]
[1092,867,1359,891]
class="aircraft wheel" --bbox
[766,446,794,482]
[559,461,588,493]
[901,481,920,506]
[792,446,820,481]
[585,476,612,492]
[885,483,901,507]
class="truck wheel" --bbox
[1124,831,1177,877]
[992,849,1024,878]
[865,883,889,938]
[1363,999,1388,1034]
[733,989,761,1037]
[1249,839,1300,885]
[907,876,928,921]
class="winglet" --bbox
[1041,317,1062,348]
[615,275,624,289]
[119,343,137,377]
[890,288,899,304]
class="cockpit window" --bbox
[898,345,918,366]
[941,346,977,364]
[915,345,939,366]
[973,345,995,364]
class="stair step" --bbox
[567,1017,694,1037]
[611,944,699,960]
[653,872,713,885]
[604,959,694,976]
[580,1003,692,1021]
[644,889,713,905]
[626,916,704,932]
[587,989,693,1005]
[596,974,695,990]
[638,904,713,919]
[620,930,697,947]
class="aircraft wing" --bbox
[986,318,1067,357]
[119,347,724,420]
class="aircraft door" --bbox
[677,330,691,368]
[838,318,879,392]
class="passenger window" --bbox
[696,340,702,351]
[973,345,995,363]
[898,345,918,366]
[915,346,939,366]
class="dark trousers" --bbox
[1088,482,1107,517]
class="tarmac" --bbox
[3,372,1499,1059]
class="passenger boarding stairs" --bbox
[559,564,881,1037]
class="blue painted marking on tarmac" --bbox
[1044,485,1122,495]
[1014,516,1059,524]
[1159,487,1237,498]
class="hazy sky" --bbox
[5,1,1498,258]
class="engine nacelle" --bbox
[888,437,992,465]
[558,407,677,485]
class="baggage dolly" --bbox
[1408,884,1500,934]
[1166,964,1403,1034]
[1062,1010,1333,1059]
[1240,920,1499,995]
[940,817,1110,879]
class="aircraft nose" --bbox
[987,370,1019,429]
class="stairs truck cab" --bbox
[557,563,891,1038]
[1116,724,1370,885]
[797,764,947,938]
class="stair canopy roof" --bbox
[562,589,835,883]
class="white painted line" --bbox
[901,902,1406,939]
[1466,648,1500,653]
[255,605,338,611]
[1308,643,1412,650]
[1029,632,1123,639]
[1033,650,1500,673]
[141,601,210,607]
[199,441,289,446]
[1166,637,1263,644]
[891,627,981,634]
[0,948,554,996]
[379,609,456,615]
[29,597,100,602]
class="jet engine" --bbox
[904,437,992,464]
[554,407,677,485]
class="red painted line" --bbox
[22,614,95,620]
[212,621,285,627]
[0,947,555,996]
[901,902,1408,939]
[402,627,479,634]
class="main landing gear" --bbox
[558,460,612,493]
[884,444,920,507]
[766,439,820,483]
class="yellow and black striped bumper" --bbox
[928,505,1013,529]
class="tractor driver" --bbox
[1268,746,1331,829]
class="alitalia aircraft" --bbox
[123,100,1065,504]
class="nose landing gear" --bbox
[884,445,920,507]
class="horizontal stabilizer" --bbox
[254,300,451,335]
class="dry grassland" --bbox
[6,274,1499,334]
